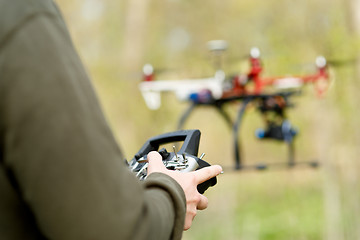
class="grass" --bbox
[183,169,324,240]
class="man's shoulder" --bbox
[0,0,60,46]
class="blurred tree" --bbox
[345,0,360,77]
[343,1,360,239]
[122,0,151,72]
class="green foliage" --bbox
[57,0,360,239]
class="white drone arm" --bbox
[139,71,225,110]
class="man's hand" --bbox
[146,151,222,230]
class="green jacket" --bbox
[0,0,186,239]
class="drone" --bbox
[139,41,331,170]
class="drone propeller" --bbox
[124,65,178,82]
[326,57,358,67]
[207,40,228,52]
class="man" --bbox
[0,0,222,239]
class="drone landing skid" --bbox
[222,160,319,172]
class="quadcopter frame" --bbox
[177,90,318,170]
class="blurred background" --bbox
[57,0,360,239]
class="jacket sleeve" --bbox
[0,10,185,240]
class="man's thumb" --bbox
[147,151,167,174]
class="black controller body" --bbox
[128,129,217,194]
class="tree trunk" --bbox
[121,0,150,72]
[342,1,360,240]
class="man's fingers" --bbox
[147,151,167,174]
[184,214,195,231]
[197,195,208,210]
[194,165,222,184]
